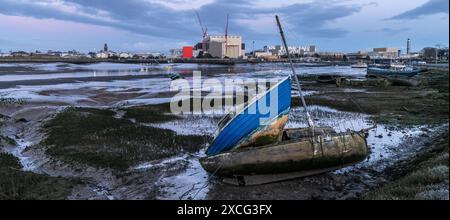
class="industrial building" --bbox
[182,46,193,59]
[205,35,245,58]
[369,47,399,59]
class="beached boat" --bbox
[205,77,291,156]
[367,66,421,77]
[351,62,368,68]
[200,127,368,185]
[199,15,369,185]
[316,75,340,84]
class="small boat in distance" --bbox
[367,65,421,77]
[351,62,368,68]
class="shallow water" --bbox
[1,62,365,107]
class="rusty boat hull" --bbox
[200,128,369,180]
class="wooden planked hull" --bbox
[200,131,369,176]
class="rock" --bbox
[420,127,430,132]
[15,118,28,123]
[376,134,383,138]
[420,133,429,137]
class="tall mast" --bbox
[275,15,314,127]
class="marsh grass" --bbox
[0,152,75,200]
[302,69,449,126]
[122,103,178,123]
[42,107,209,170]
[365,134,449,200]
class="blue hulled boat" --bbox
[367,65,421,77]
[205,77,292,156]
[198,15,369,186]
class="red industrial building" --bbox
[182,46,193,59]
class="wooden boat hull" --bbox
[200,131,369,176]
[388,76,420,87]
[222,161,360,186]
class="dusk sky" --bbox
[0,0,448,53]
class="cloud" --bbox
[275,2,362,38]
[0,0,364,42]
[389,0,449,20]
[380,27,410,35]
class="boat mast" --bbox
[275,15,314,127]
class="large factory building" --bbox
[205,35,245,58]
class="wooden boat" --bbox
[316,75,341,84]
[205,77,291,156]
[386,75,420,87]
[200,127,369,185]
[199,15,370,185]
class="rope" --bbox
[191,159,225,200]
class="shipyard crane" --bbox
[195,11,208,52]
[224,14,229,56]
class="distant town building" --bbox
[96,51,109,59]
[169,49,182,58]
[369,47,399,59]
[346,50,369,60]
[104,43,109,52]
[0,51,11,57]
[10,51,30,57]
[263,45,316,57]
[254,50,272,58]
[205,35,245,58]
[46,50,63,57]
[318,51,345,60]
[119,52,132,59]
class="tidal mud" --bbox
[1,63,448,200]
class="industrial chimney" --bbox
[406,38,411,54]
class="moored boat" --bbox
[351,62,368,68]
[367,66,421,77]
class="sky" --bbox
[0,0,448,53]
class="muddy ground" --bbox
[0,65,448,200]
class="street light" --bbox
[252,41,255,58]
[435,44,441,64]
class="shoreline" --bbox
[0,57,353,66]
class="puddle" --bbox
[131,150,210,200]
[155,151,210,200]
[3,139,37,171]
[146,115,220,136]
